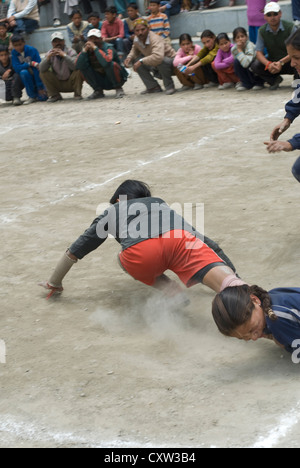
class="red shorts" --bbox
[119,230,224,288]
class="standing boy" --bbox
[11,35,47,104]
[101,6,125,63]
[123,3,140,56]
[0,44,23,105]
[147,0,171,44]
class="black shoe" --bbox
[87,90,105,100]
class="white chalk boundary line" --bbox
[250,402,300,448]
[0,415,156,448]
[0,109,283,226]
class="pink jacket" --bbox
[173,44,202,67]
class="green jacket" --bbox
[259,20,294,62]
[76,41,128,87]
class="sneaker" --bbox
[181,85,192,91]
[193,83,203,90]
[252,85,264,91]
[140,85,162,95]
[47,94,63,103]
[165,87,176,95]
[12,97,23,106]
[236,86,247,92]
[87,90,105,100]
[218,82,235,90]
[203,81,218,88]
[23,97,37,105]
[115,88,125,99]
[235,81,243,89]
[53,18,61,27]
[269,76,283,90]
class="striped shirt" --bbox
[147,13,170,39]
[265,288,300,354]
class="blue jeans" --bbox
[15,18,39,34]
[234,59,264,89]
[292,0,300,21]
[19,68,47,100]
[109,38,124,57]
[292,156,300,182]
[160,1,181,18]
[114,0,127,16]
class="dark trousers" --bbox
[77,62,126,91]
[292,156,300,182]
[4,73,24,101]
[202,63,218,83]
[80,0,107,13]
[251,59,296,85]
[234,58,264,89]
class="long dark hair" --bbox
[212,285,276,337]
[109,180,152,205]
[286,28,300,50]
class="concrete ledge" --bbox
[27,0,293,53]
[169,1,293,38]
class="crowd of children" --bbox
[0,1,298,104]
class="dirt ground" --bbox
[0,71,300,448]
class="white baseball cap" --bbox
[264,2,281,15]
[87,29,101,38]
[51,31,65,41]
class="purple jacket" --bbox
[213,44,234,70]
[246,0,278,27]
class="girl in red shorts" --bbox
[40,180,245,300]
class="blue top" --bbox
[265,288,300,354]
[11,44,41,74]
[283,83,300,150]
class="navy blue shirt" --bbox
[264,288,300,354]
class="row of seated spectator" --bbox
[0,1,299,106]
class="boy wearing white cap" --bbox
[39,31,83,102]
[251,2,297,90]
[76,28,128,99]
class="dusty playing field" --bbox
[1,72,300,448]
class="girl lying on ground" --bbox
[39,180,245,301]
[212,284,300,354]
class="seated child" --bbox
[147,0,171,44]
[11,35,48,104]
[173,33,202,90]
[123,3,140,56]
[67,9,90,54]
[212,32,239,90]
[231,27,264,91]
[0,21,12,49]
[0,44,23,104]
[101,6,125,62]
[212,284,300,357]
[87,11,102,32]
[185,30,219,88]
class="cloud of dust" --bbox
[89,291,191,341]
